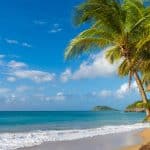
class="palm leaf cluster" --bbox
[65,0,150,87]
[65,0,150,118]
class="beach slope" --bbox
[19,131,141,150]
[123,128,150,150]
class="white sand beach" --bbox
[19,130,141,150]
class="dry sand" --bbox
[123,128,150,150]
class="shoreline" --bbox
[123,128,150,150]
[18,130,141,150]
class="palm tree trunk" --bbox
[134,72,150,117]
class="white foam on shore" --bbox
[0,123,149,150]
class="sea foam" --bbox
[0,123,149,150]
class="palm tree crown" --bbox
[65,0,150,119]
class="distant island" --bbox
[92,106,118,111]
[125,101,150,112]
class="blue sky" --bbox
[0,0,147,111]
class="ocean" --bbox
[0,111,149,150]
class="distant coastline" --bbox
[92,106,118,111]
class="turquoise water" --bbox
[0,111,146,132]
[0,111,149,149]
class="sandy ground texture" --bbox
[123,128,150,150]
[19,130,141,150]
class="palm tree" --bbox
[143,73,150,92]
[65,0,150,119]
[135,19,150,93]
[116,45,150,117]
[140,62,150,92]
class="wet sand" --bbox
[19,130,141,150]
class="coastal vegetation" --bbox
[92,106,118,111]
[125,100,150,112]
[65,0,150,121]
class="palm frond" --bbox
[142,72,150,87]
[65,37,110,59]
[105,46,121,64]
[136,35,150,50]
[118,59,130,77]
[123,0,145,32]
[74,0,124,34]
[77,28,115,41]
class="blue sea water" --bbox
[0,111,146,132]
[0,111,149,150]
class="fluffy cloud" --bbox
[0,86,65,104]
[45,92,65,101]
[16,86,31,92]
[92,90,113,98]
[5,39,32,48]
[61,51,119,82]
[7,77,16,82]
[22,42,32,48]
[73,52,119,79]
[50,28,62,33]
[5,39,18,44]
[98,90,112,98]
[48,24,62,33]
[60,69,72,82]
[0,86,30,104]
[12,70,55,83]
[1,59,56,83]
[33,20,47,25]
[116,81,138,99]
[93,81,138,99]
[116,83,129,98]
[0,88,11,94]
[8,60,27,69]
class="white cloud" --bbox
[116,83,129,98]
[5,39,18,44]
[7,77,16,82]
[5,39,32,48]
[33,20,47,25]
[49,28,62,33]
[131,81,138,90]
[92,90,112,98]
[0,88,11,94]
[45,92,65,101]
[92,81,138,99]
[48,24,62,33]
[54,24,59,27]
[116,81,138,99]
[55,92,65,101]
[0,55,5,59]
[73,52,119,79]
[4,59,55,83]
[98,90,112,97]
[12,70,55,83]
[22,42,32,48]
[60,69,72,82]
[5,94,17,104]
[0,88,13,103]
[8,60,27,69]
[16,86,30,92]
[61,51,119,81]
